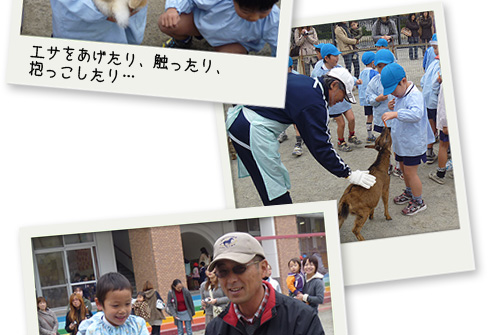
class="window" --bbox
[33,233,98,309]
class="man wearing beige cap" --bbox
[205,232,324,335]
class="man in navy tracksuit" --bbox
[226,68,376,206]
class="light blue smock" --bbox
[85,315,149,335]
[420,58,441,110]
[366,74,394,129]
[423,47,436,70]
[226,105,291,201]
[50,0,147,44]
[358,67,378,106]
[310,64,352,115]
[165,0,279,56]
[391,83,435,157]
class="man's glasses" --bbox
[215,260,261,278]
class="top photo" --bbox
[7,0,293,106]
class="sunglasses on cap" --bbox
[215,260,261,278]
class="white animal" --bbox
[93,0,147,28]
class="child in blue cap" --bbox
[381,63,435,216]
[375,38,389,50]
[358,51,377,142]
[365,49,402,177]
[158,0,279,55]
[421,38,441,163]
[423,34,437,71]
[311,43,362,152]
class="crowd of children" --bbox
[286,30,448,216]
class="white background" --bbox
[1,1,485,334]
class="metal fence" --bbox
[291,13,436,90]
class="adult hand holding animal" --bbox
[347,170,376,189]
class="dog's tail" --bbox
[338,198,349,228]
[113,0,131,28]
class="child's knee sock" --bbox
[436,167,446,178]
[366,123,373,137]
[296,136,302,146]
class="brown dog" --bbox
[338,127,392,241]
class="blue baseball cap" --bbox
[381,63,406,95]
[430,33,438,45]
[375,38,388,47]
[374,49,395,66]
[361,51,375,65]
[314,43,326,50]
[288,56,293,67]
[321,43,341,59]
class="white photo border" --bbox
[20,201,348,335]
[216,2,475,286]
[7,0,293,107]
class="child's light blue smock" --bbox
[391,83,435,157]
[85,315,149,335]
[310,64,352,115]
[226,105,291,201]
[423,47,436,71]
[50,0,147,44]
[358,67,378,106]
[365,74,394,129]
[420,58,441,110]
[166,0,279,56]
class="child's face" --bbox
[136,295,144,302]
[433,45,439,56]
[233,2,272,22]
[391,78,409,98]
[376,63,387,73]
[289,261,300,273]
[324,55,339,68]
[98,289,132,327]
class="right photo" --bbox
[220,5,467,244]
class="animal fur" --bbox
[338,127,393,241]
[93,0,147,28]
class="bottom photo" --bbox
[21,202,348,335]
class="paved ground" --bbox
[227,50,460,243]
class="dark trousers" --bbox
[228,110,293,206]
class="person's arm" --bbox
[366,76,382,107]
[262,6,280,57]
[303,280,324,306]
[294,103,351,178]
[306,28,318,45]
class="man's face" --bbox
[216,259,267,307]
[328,81,346,106]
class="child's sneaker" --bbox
[401,200,427,216]
[393,190,412,205]
[348,135,362,145]
[366,134,376,142]
[292,144,303,156]
[426,151,437,164]
[163,37,193,49]
[392,167,404,180]
[428,171,446,184]
[277,131,288,143]
[338,141,352,152]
